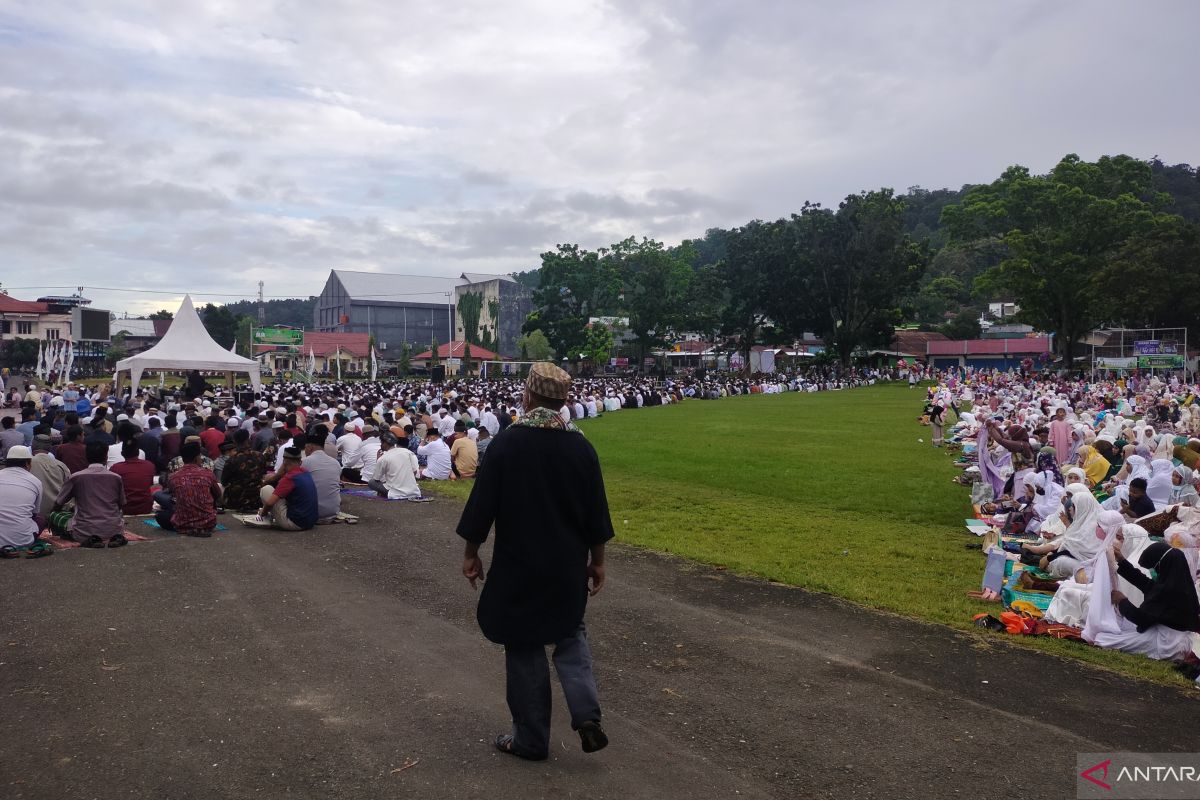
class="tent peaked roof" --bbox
[115,295,261,392]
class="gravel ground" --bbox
[2,494,1197,800]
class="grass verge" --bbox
[427,385,1188,686]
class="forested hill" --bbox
[223,297,317,328]
[211,160,1198,332]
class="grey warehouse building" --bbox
[314,270,458,358]
[314,270,532,359]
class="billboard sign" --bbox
[1134,340,1178,355]
[1137,354,1184,369]
[72,307,111,343]
[1096,357,1137,370]
[254,326,304,347]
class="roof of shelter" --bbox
[926,336,1052,356]
[301,332,371,358]
[0,294,50,314]
[413,340,500,361]
[331,270,458,306]
[891,330,948,355]
[459,272,516,285]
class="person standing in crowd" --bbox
[456,362,614,761]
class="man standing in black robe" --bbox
[457,361,614,761]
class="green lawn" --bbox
[431,384,1186,686]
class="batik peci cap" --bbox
[526,362,571,400]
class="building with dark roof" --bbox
[314,270,458,358]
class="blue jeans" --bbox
[504,624,601,758]
[153,490,175,530]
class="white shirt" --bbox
[573,402,585,419]
[558,406,571,426]
[106,443,146,469]
[375,447,421,499]
[480,410,499,436]
[585,400,597,417]
[359,438,382,482]
[417,438,452,480]
[0,467,42,547]
[337,433,363,469]
[274,438,293,471]
[437,414,456,437]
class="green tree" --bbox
[516,330,555,361]
[429,337,440,368]
[104,331,128,364]
[524,244,620,360]
[201,303,241,349]
[461,342,473,376]
[710,220,782,371]
[771,190,926,365]
[608,236,694,360]
[943,154,1161,365]
[149,309,174,320]
[398,342,412,376]
[1,338,40,369]
[1096,215,1200,336]
[235,316,255,358]
[582,322,614,368]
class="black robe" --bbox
[1118,543,1200,633]
[456,424,614,646]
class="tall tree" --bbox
[608,236,693,361]
[516,330,555,362]
[1096,215,1200,337]
[772,191,926,364]
[201,303,241,349]
[711,220,782,371]
[942,154,1160,365]
[458,291,484,345]
[524,244,620,360]
[581,322,614,368]
[148,309,174,320]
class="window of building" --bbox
[0,321,10,334]
[45,328,59,340]
[16,321,33,335]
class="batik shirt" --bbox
[220,449,269,511]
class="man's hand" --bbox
[1111,589,1127,606]
[463,554,485,590]
[587,563,605,596]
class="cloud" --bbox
[0,0,1197,316]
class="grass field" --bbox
[431,384,1186,685]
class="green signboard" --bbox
[254,326,304,347]
[1136,354,1184,369]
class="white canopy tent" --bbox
[115,295,262,395]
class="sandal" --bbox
[493,734,546,761]
[81,535,107,549]
[25,541,53,559]
[107,533,128,548]
[1,545,22,559]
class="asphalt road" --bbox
[2,495,1197,800]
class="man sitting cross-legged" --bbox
[244,446,318,531]
[52,440,127,548]
[154,441,223,537]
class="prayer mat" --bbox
[142,519,229,532]
[340,488,433,502]
[38,530,153,550]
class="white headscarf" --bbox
[1032,471,1067,523]
[1147,458,1175,508]
[1058,485,1103,560]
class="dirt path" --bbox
[2,495,1195,799]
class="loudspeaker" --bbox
[431,365,446,383]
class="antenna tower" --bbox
[258,281,266,323]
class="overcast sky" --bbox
[1,0,1197,316]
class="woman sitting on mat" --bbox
[1110,541,1200,634]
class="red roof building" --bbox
[301,332,371,358]
[413,340,500,361]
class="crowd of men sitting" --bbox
[927,367,1200,664]
[1,365,888,558]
